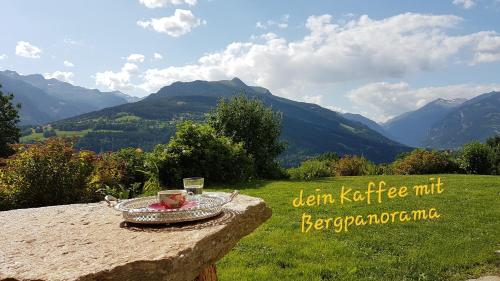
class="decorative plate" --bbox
[106,191,238,224]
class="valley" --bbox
[20,78,410,166]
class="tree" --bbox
[486,135,500,175]
[457,141,492,174]
[207,95,286,178]
[0,84,21,158]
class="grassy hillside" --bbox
[20,129,92,142]
[212,175,499,281]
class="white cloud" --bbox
[453,0,476,9]
[0,54,7,60]
[63,60,74,67]
[95,63,139,91]
[15,41,42,58]
[303,95,323,105]
[137,9,205,37]
[138,0,196,8]
[348,82,500,122]
[255,22,266,29]
[137,13,500,99]
[326,105,346,113]
[256,14,290,29]
[44,71,75,83]
[153,53,163,60]
[471,33,500,64]
[127,53,145,63]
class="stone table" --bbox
[0,193,272,281]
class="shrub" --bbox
[207,95,286,178]
[374,163,394,175]
[43,129,57,138]
[288,159,332,180]
[312,152,340,162]
[110,147,146,191]
[392,149,458,175]
[333,155,375,176]
[0,169,12,210]
[153,121,254,187]
[457,141,492,174]
[89,148,146,199]
[0,138,98,210]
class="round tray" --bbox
[108,191,238,224]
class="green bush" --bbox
[0,138,98,210]
[457,141,492,174]
[88,149,145,199]
[153,121,254,188]
[374,163,394,175]
[392,149,458,175]
[0,180,11,210]
[312,152,339,162]
[333,155,375,176]
[83,146,147,199]
[109,147,146,192]
[43,129,57,138]
[89,153,124,198]
[288,159,332,180]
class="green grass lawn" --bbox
[211,175,500,281]
[21,129,92,142]
[20,129,128,143]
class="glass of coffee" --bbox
[183,177,204,196]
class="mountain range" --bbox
[52,78,410,164]
[371,93,499,149]
[424,92,500,148]
[0,70,137,125]
[5,69,498,162]
[382,98,467,147]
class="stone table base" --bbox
[194,265,217,281]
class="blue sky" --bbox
[1,0,500,122]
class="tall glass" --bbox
[183,177,204,196]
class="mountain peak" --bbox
[153,77,267,100]
[1,70,21,78]
[428,97,467,108]
[218,77,247,88]
[425,91,500,149]
[230,77,246,85]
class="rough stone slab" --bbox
[0,193,272,281]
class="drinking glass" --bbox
[183,177,204,196]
